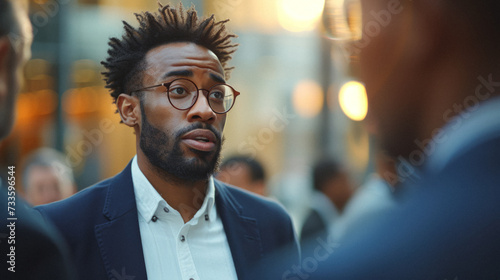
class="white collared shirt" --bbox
[131,156,238,280]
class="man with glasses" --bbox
[298,0,500,279]
[36,3,299,280]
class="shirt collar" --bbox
[191,175,216,224]
[131,155,216,223]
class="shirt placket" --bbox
[176,223,200,280]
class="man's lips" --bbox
[181,129,218,152]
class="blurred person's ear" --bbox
[0,37,10,60]
[0,37,11,92]
[116,93,140,128]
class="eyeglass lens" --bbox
[167,79,235,113]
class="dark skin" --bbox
[359,0,496,159]
[117,42,227,223]
[323,173,353,213]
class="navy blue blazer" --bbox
[302,137,500,279]
[36,161,299,280]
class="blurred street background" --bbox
[1,0,373,229]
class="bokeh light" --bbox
[323,0,362,40]
[292,80,324,118]
[278,0,325,32]
[338,80,368,121]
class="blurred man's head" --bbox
[217,156,267,196]
[358,0,500,159]
[22,148,76,206]
[0,0,32,139]
[313,159,353,212]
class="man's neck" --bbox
[136,153,209,223]
[399,55,500,161]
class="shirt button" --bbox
[163,207,169,213]
[189,278,194,280]
[152,216,158,222]
[180,235,186,242]
[204,214,209,221]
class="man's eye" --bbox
[210,91,224,100]
[171,87,187,95]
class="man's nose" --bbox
[186,90,217,124]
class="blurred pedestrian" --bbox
[330,150,398,242]
[36,3,299,280]
[216,155,267,196]
[21,148,76,206]
[306,0,500,278]
[0,1,74,279]
[300,158,353,246]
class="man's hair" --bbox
[312,158,341,192]
[220,156,266,183]
[101,3,238,102]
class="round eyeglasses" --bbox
[130,78,240,114]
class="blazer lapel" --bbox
[215,181,263,279]
[94,162,148,280]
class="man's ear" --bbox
[116,93,140,127]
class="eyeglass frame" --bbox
[129,78,241,114]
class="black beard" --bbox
[139,102,223,183]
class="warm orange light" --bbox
[292,80,324,118]
[278,0,325,32]
[63,87,104,120]
[338,81,368,121]
[16,90,57,127]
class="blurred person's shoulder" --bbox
[0,188,76,279]
[309,136,500,279]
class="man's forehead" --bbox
[144,42,224,74]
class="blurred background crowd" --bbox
[0,0,378,239]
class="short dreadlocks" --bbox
[101,3,238,102]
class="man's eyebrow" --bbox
[163,70,193,79]
[162,70,226,83]
[210,73,226,84]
